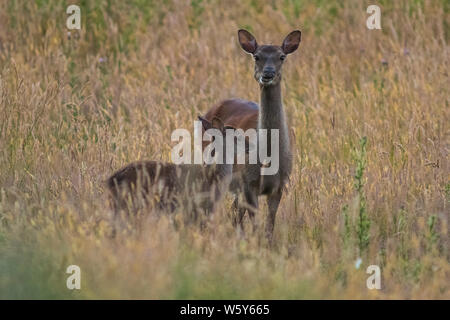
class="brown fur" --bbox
[107,117,237,220]
[107,161,230,217]
[202,30,301,241]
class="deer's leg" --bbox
[232,195,242,224]
[266,189,282,244]
[232,193,247,232]
[244,184,259,232]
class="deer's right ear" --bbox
[238,29,258,54]
[198,116,212,131]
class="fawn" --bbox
[107,116,243,221]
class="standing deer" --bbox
[107,117,239,221]
[203,29,301,241]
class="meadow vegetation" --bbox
[0,0,448,298]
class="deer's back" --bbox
[204,99,258,132]
[107,161,227,212]
[107,161,180,205]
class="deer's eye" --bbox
[254,55,260,61]
[280,55,286,61]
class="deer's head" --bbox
[238,29,301,87]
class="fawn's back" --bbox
[107,160,230,213]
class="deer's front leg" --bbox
[244,183,259,233]
[232,183,258,234]
[266,189,282,244]
[232,194,245,228]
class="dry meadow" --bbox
[0,0,448,299]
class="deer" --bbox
[107,116,242,222]
[202,29,301,242]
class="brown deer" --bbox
[203,29,301,241]
[107,117,240,221]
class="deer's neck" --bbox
[258,82,291,156]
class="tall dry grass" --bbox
[0,0,448,299]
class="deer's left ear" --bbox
[281,30,301,54]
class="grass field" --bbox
[0,0,448,299]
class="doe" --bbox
[203,29,301,241]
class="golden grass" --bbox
[0,0,448,299]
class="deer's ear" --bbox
[238,29,258,54]
[281,30,301,54]
[198,116,212,131]
[211,117,225,131]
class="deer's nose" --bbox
[262,67,276,79]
